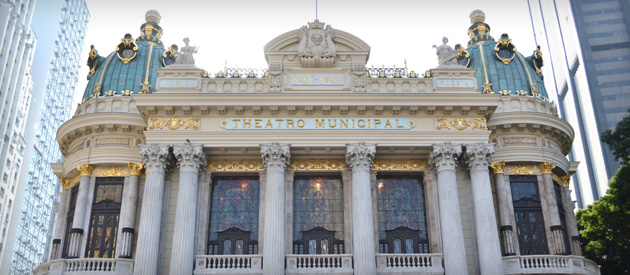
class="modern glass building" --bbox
[1,0,89,274]
[526,0,620,208]
[0,0,36,263]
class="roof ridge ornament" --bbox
[297,20,337,68]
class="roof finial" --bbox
[145,10,161,24]
[470,10,485,24]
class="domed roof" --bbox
[458,10,547,98]
[81,10,177,103]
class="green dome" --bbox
[81,10,175,103]
[459,10,547,99]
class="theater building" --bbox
[34,9,600,275]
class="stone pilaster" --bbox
[261,142,290,275]
[539,161,567,255]
[170,143,206,275]
[490,161,517,255]
[50,180,70,260]
[67,163,93,258]
[196,171,212,255]
[117,163,143,258]
[429,142,468,275]
[562,186,582,256]
[464,143,504,275]
[346,142,377,275]
[135,144,170,275]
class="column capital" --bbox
[59,177,72,190]
[77,163,94,177]
[174,143,207,172]
[261,142,290,171]
[464,143,495,171]
[489,161,505,175]
[429,142,462,171]
[140,144,171,172]
[346,142,375,171]
[538,161,556,174]
[128,162,144,176]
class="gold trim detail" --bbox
[77,163,95,177]
[60,177,72,190]
[538,161,556,174]
[147,117,200,130]
[506,165,539,175]
[489,161,505,175]
[288,160,347,171]
[372,159,429,171]
[207,160,265,172]
[435,118,487,130]
[93,167,128,177]
[478,41,494,94]
[128,163,144,176]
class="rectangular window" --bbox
[85,177,123,258]
[510,175,548,255]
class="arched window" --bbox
[207,177,260,255]
[376,176,428,254]
[85,177,123,258]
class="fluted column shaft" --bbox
[346,142,376,275]
[465,143,504,275]
[429,143,468,275]
[170,143,206,275]
[117,163,143,258]
[539,161,567,255]
[50,185,70,260]
[261,142,290,275]
[67,163,94,258]
[490,161,517,255]
[135,145,169,275]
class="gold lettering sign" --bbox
[221,118,415,130]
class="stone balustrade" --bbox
[32,258,133,275]
[286,254,353,274]
[503,255,601,275]
[376,253,444,275]
[194,255,262,274]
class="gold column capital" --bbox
[489,161,505,175]
[128,162,144,176]
[559,175,571,187]
[60,177,72,190]
[538,161,556,174]
[77,163,95,177]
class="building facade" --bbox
[0,0,36,261]
[528,0,630,208]
[5,0,90,274]
[34,10,600,275]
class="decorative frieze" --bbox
[505,165,539,175]
[372,159,428,171]
[147,117,199,130]
[207,160,264,172]
[288,160,346,171]
[435,117,487,130]
[93,167,128,177]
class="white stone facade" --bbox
[34,11,600,275]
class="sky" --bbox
[75,0,539,102]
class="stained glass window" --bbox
[209,177,260,242]
[376,176,427,241]
[293,177,344,241]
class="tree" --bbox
[601,109,630,163]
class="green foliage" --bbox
[601,109,630,163]
[577,162,630,274]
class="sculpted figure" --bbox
[175,37,197,65]
[433,37,458,66]
[297,20,337,58]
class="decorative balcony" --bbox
[194,255,262,274]
[33,258,133,275]
[503,255,601,275]
[376,253,444,275]
[286,254,353,275]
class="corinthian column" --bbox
[489,161,517,255]
[117,163,143,258]
[67,163,94,258]
[261,142,290,275]
[170,143,206,274]
[50,178,71,260]
[539,161,568,255]
[346,142,376,275]
[135,144,170,275]
[429,143,467,275]
[464,143,504,275]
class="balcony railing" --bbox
[194,255,262,274]
[503,255,601,275]
[33,258,134,275]
[376,253,444,275]
[286,254,353,274]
